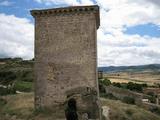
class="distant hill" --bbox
[1,58,160,75]
[98,64,160,73]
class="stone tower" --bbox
[31,5,100,120]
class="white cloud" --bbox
[0,1,13,6]
[1,0,159,66]
[34,0,94,6]
[0,14,34,59]
[99,0,160,34]
[31,0,160,66]
[98,30,160,66]
[80,0,94,5]
[34,0,80,5]
[96,0,160,66]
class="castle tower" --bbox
[31,5,100,119]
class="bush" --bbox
[0,86,16,95]
[125,109,133,116]
[112,82,146,92]
[122,96,135,104]
[100,93,118,100]
[112,82,121,88]
[0,71,16,85]
[99,83,105,93]
[126,82,143,92]
[99,78,111,93]
[103,78,111,86]
[147,92,155,96]
[99,78,111,86]
[0,98,7,106]
[21,71,33,82]
[148,96,156,103]
[150,107,160,115]
[142,83,148,87]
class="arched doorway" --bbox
[65,98,78,120]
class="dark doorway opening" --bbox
[65,98,78,120]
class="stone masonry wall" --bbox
[34,12,98,107]
[31,6,100,119]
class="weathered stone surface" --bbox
[31,5,100,120]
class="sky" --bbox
[0,0,160,66]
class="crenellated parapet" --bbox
[30,5,100,29]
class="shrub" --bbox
[99,78,111,93]
[0,98,7,106]
[99,78,111,86]
[112,82,121,88]
[100,93,118,100]
[147,92,155,96]
[0,71,16,85]
[149,96,156,103]
[112,82,146,92]
[122,96,135,104]
[103,78,111,86]
[150,107,160,115]
[99,83,105,93]
[0,86,16,95]
[21,71,33,82]
[142,83,148,87]
[126,82,143,92]
[125,109,133,116]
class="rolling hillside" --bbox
[98,64,160,73]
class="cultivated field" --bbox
[104,71,160,85]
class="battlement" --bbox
[31,5,100,29]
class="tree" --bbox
[102,78,111,86]
[112,82,121,88]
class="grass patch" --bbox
[0,93,66,120]
[125,109,133,116]
[14,81,33,92]
[101,98,160,120]
[0,93,34,119]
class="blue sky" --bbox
[125,23,160,37]
[0,0,160,66]
[0,0,49,19]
